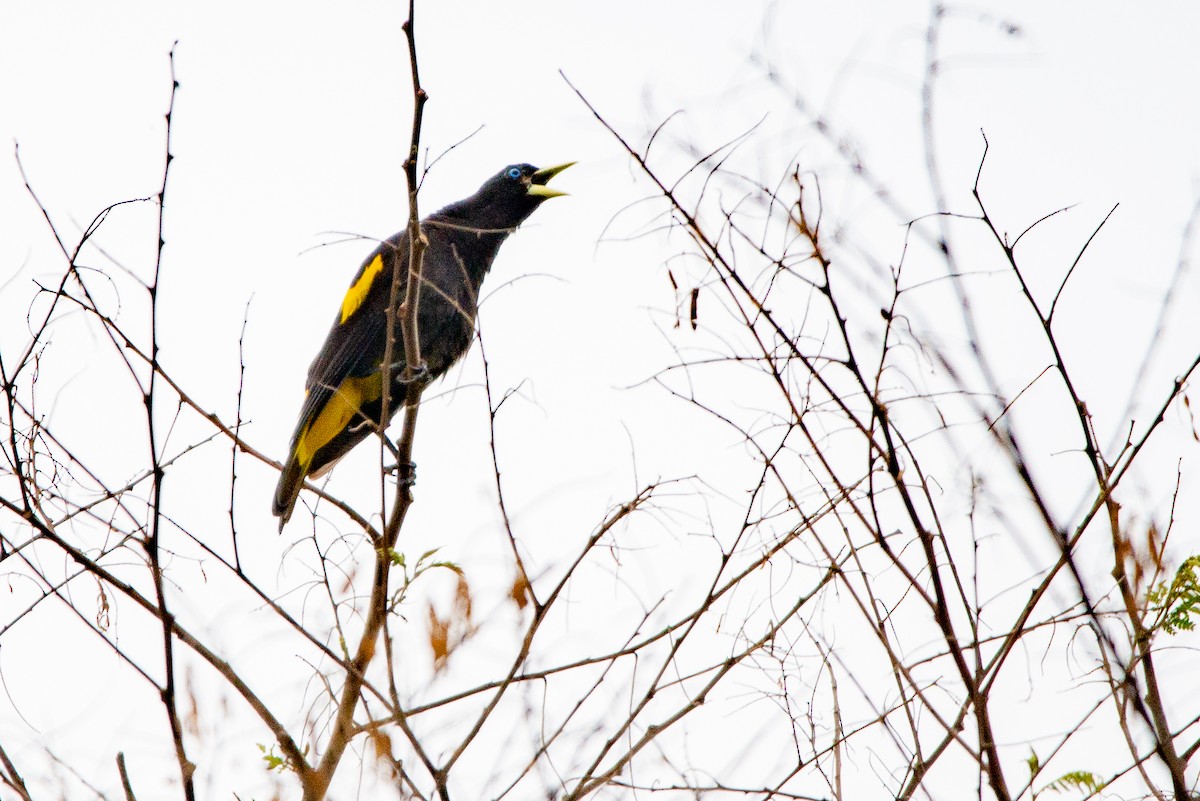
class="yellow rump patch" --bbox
[295,373,383,468]
[340,254,384,324]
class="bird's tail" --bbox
[272,454,306,531]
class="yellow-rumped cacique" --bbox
[272,162,573,528]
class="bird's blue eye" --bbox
[506,167,522,180]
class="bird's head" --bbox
[522,162,575,199]
[445,162,574,233]
[491,161,574,199]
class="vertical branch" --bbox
[227,300,252,572]
[376,0,431,519]
[384,0,431,544]
[142,42,196,801]
[306,1,428,798]
[116,752,138,801]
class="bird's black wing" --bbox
[284,234,409,473]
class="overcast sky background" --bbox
[2,1,1199,797]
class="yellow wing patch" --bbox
[294,373,384,468]
[340,254,384,324]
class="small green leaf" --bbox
[1026,748,1040,778]
[257,743,285,772]
[1147,555,1200,635]
[1043,770,1105,796]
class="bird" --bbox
[272,162,573,528]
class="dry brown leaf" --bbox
[453,573,473,626]
[510,570,532,610]
[428,602,449,671]
[370,729,393,760]
[1147,522,1164,569]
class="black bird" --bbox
[272,162,573,527]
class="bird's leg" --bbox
[372,431,415,484]
[392,459,417,487]
[385,359,430,386]
[383,457,417,485]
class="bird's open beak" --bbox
[527,162,575,198]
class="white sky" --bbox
[2,1,1199,798]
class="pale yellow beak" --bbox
[527,162,575,198]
